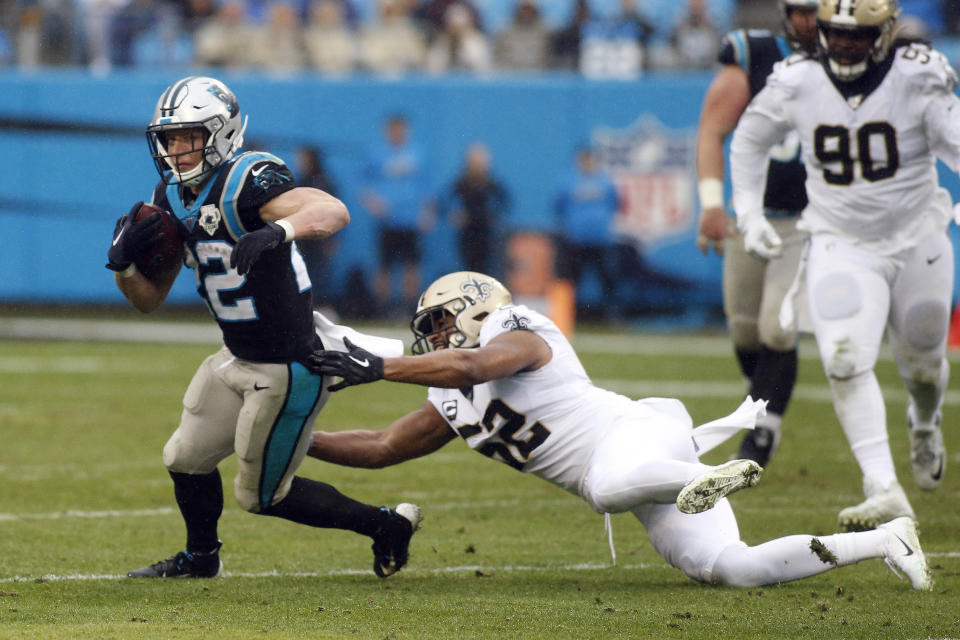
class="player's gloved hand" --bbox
[230,221,285,275]
[741,215,783,260]
[306,337,384,392]
[106,201,164,272]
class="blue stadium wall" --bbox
[1,70,958,317]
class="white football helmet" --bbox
[817,0,900,81]
[410,271,512,354]
[146,76,248,187]
[780,0,819,52]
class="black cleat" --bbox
[735,426,780,467]
[372,503,423,578]
[128,542,223,578]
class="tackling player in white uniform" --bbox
[730,0,956,530]
[303,271,931,589]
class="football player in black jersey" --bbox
[107,76,422,579]
[694,0,817,467]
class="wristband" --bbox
[697,178,725,210]
[275,219,295,243]
[117,263,137,278]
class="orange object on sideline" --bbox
[506,232,555,297]
[949,301,960,349]
[548,279,576,339]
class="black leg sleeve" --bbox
[170,469,223,553]
[735,347,760,381]
[749,346,798,416]
[260,476,389,539]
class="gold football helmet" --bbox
[817,0,901,81]
[410,271,512,354]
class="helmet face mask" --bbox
[146,76,248,187]
[410,272,513,355]
[816,0,900,82]
[153,126,209,182]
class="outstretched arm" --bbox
[383,330,551,388]
[308,329,553,391]
[309,400,457,468]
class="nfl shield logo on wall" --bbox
[592,116,696,246]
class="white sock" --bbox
[811,530,888,566]
[711,529,887,587]
[829,371,897,489]
[756,411,782,433]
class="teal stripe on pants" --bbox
[259,362,322,509]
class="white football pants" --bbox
[805,231,953,486]
[577,398,888,586]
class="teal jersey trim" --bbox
[221,152,284,241]
[258,362,323,509]
[775,35,792,60]
[164,167,222,221]
[732,30,749,73]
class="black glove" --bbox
[230,221,285,275]
[306,337,384,392]
[106,201,164,272]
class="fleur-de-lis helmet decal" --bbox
[411,271,512,354]
[460,275,494,302]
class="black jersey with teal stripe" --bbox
[151,151,320,363]
[719,29,808,213]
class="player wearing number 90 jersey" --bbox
[732,39,958,254]
[730,0,957,532]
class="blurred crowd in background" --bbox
[2,0,726,76]
[2,0,956,77]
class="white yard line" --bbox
[0,508,175,522]
[3,317,959,363]
[3,555,958,584]
[0,563,697,584]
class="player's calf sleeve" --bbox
[260,476,387,538]
[902,358,949,428]
[734,347,759,382]
[749,346,797,416]
[170,469,223,553]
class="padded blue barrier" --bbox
[0,69,957,319]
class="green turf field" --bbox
[1,330,958,639]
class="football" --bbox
[132,202,185,280]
